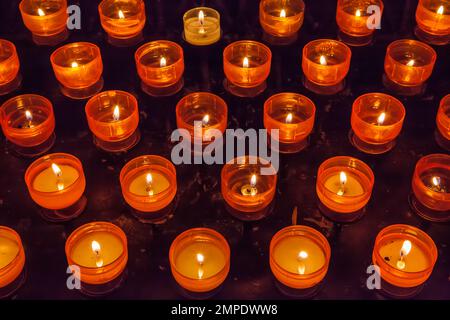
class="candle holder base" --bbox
[93,129,141,153]
[129,197,177,224]
[269,136,309,154]
[173,279,223,300]
[80,269,127,297]
[434,129,450,151]
[0,266,26,299]
[338,30,373,47]
[378,278,423,299]
[262,31,298,46]
[223,79,267,98]
[8,132,56,158]
[224,199,275,221]
[318,201,366,223]
[382,73,426,97]
[182,31,222,46]
[32,29,69,46]
[0,74,22,96]
[409,192,450,222]
[274,278,323,299]
[107,32,144,47]
[60,77,104,100]
[38,195,87,222]
[141,78,184,97]
[414,26,450,46]
[302,76,345,95]
[349,130,396,154]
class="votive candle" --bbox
[0,40,21,95]
[0,227,26,298]
[436,94,450,149]
[415,0,450,45]
[183,7,221,46]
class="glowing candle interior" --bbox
[183,7,221,46]
[0,237,19,270]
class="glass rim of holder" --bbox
[0,94,55,148]
[269,225,331,289]
[169,227,231,293]
[65,221,128,285]
[372,224,438,288]
[264,92,316,126]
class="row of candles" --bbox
[15,0,450,47]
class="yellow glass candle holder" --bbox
[25,153,87,222]
[316,156,374,222]
[176,92,228,146]
[98,0,146,46]
[259,0,305,45]
[183,7,221,46]
[0,227,26,299]
[384,39,437,96]
[85,90,140,153]
[264,93,316,154]
[350,93,406,154]
[50,42,104,99]
[435,94,450,150]
[372,224,438,298]
[302,39,352,95]
[270,225,330,297]
[410,154,450,222]
[415,0,450,45]
[135,40,185,96]
[0,40,21,95]
[0,94,56,157]
[120,155,177,224]
[336,0,384,46]
[223,40,272,97]
[169,228,230,296]
[65,222,128,296]
[19,0,68,45]
[221,156,277,221]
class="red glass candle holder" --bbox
[350,93,406,154]
[436,94,450,150]
[0,227,26,299]
[223,40,272,97]
[302,39,351,95]
[65,222,128,296]
[176,92,228,146]
[98,0,146,47]
[336,0,384,46]
[25,153,87,222]
[259,0,305,45]
[415,0,450,45]
[372,224,438,298]
[221,156,277,221]
[169,228,230,296]
[135,40,185,97]
[120,155,177,224]
[410,154,450,222]
[19,0,68,45]
[0,40,21,95]
[183,7,221,46]
[85,90,140,153]
[316,156,374,222]
[0,94,56,157]
[270,225,330,297]
[264,93,316,154]
[50,42,104,99]
[384,39,437,96]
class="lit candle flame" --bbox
[432,176,442,192]
[160,56,167,67]
[396,240,412,270]
[51,163,65,191]
[286,113,293,124]
[377,112,386,125]
[25,110,33,122]
[198,10,205,24]
[406,59,415,67]
[355,9,361,17]
[319,55,327,66]
[37,8,45,16]
[250,174,257,187]
[243,57,249,68]
[202,114,210,126]
[91,240,104,268]
[298,251,308,260]
[146,173,154,196]
[113,105,120,121]
[71,61,79,68]
[118,10,125,19]
[437,5,444,15]
[337,171,347,196]
[196,253,205,279]
[297,251,307,275]
[280,9,286,18]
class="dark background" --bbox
[0,0,449,299]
